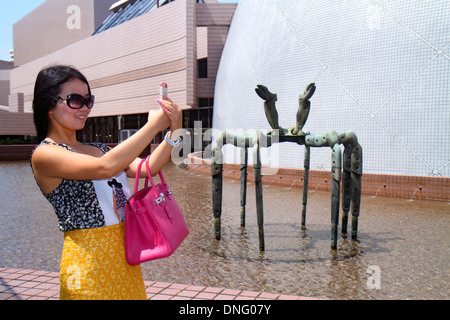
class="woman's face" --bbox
[48,78,92,132]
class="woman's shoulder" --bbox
[29,141,75,175]
[31,141,111,160]
[30,141,73,161]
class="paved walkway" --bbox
[0,268,318,300]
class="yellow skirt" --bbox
[59,223,147,300]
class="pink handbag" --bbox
[124,156,189,265]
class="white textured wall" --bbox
[213,0,449,177]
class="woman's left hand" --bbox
[157,96,183,133]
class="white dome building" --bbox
[212,0,449,182]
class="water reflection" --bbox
[0,161,449,299]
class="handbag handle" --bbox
[134,156,167,194]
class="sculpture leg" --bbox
[211,144,223,240]
[253,139,265,251]
[301,145,310,229]
[341,144,353,234]
[351,173,361,240]
[331,144,342,250]
[240,147,248,227]
[351,143,363,240]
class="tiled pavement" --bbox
[0,268,319,300]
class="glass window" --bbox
[198,58,208,78]
[183,98,214,129]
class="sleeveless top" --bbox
[30,141,132,232]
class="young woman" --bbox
[30,65,182,300]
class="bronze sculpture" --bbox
[293,82,315,136]
[211,83,362,251]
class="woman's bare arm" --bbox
[31,109,169,184]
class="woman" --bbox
[30,65,182,300]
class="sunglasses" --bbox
[56,94,95,109]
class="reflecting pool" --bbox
[0,161,448,299]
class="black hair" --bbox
[32,65,91,142]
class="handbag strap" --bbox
[134,158,146,193]
[134,156,167,194]
[144,156,167,187]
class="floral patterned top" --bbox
[31,141,131,232]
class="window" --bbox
[198,58,208,78]
[78,116,118,143]
[183,98,214,129]
[121,113,147,130]
[77,113,161,144]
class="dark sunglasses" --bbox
[55,94,95,109]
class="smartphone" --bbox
[160,82,168,99]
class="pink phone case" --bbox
[160,82,168,99]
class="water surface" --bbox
[0,161,448,299]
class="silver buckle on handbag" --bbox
[155,193,165,205]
